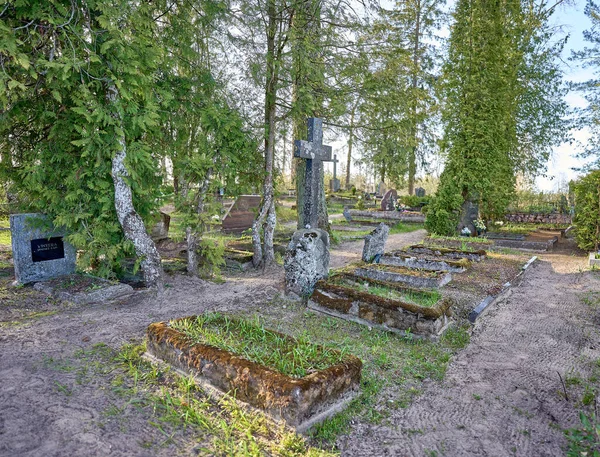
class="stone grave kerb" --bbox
[10,213,77,284]
[294,117,332,229]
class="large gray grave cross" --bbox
[294,118,332,228]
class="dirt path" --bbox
[1,233,599,456]
[341,250,600,456]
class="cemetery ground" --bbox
[1,218,600,456]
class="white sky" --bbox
[535,0,594,191]
[323,0,596,193]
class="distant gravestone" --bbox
[415,187,426,198]
[381,189,398,211]
[330,178,341,192]
[343,206,353,222]
[376,182,386,197]
[150,211,171,241]
[10,213,77,284]
[222,195,262,233]
[362,223,389,263]
[459,200,479,236]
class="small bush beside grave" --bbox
[145,313,362,431]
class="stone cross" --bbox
[294,118,332,229]
[330,154,340,192]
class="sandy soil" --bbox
[341,244,600,456]
[1,233,599,457]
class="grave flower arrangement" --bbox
[395,201,407,212]
[473,218,486,235]
[461,226,472,237]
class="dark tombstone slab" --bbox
[381,189,398,211]
[10,213,77,284]
[151,211,171,241]
[415,187,426,198]
[222,195,262,234]
[330,178,341,192]
[343,206,353,222]
[459,200,479,236]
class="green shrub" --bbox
[573,170,600,251]
[424,183,463,236]
[398,195,431,208]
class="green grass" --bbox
[256,300,470,446]
[276,205,297,223]
[114,343,337,456]
[329,276,441,307]
[0,217,10,246]
[169,313,349,378]
[389,222,424,234]
[426,233,493,244]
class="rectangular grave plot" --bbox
[310,275,453,337]
[407,245,486,262]
[349,263,452,288]
[380,251,470,273]
[145,317,362,431]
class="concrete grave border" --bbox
[309,273,453,339]
[347,263,452,289]
[379,250,470,273]
[468,256,537,322]
[145,316,362,432]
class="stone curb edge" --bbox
[468,255,537,323]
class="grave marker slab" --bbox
[221,195,262,233]
[415,187,426,198]
[10,213,77,284]
[381,189,398,211]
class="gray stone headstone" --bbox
[330,178,341,192]
[459,200,479,236]
[151,211,171,241]
[381,189,398,211]
[415,187,426,198]
[284,229,330,299]
[362,223,390,263]
[377,181,386,197]
[10,213,77,284]
[343,206,353,222]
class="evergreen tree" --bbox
[0,0,169,287]
[426,0,568,234]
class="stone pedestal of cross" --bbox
[294,118,332,229]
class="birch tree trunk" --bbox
[106,83,164,291]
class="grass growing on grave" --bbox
[426,233,493,244]
[389,222,424,234]
[111,343,338,456]
[169,313,349,378]
[328,276,441,307]
[258,298,470,447]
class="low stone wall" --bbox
[503,213,571,225]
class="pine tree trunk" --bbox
[106,83,164,291]
[346,102,357,190]
[408,0,421,196]
[186,170,211,276]
[252,0,277,267]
